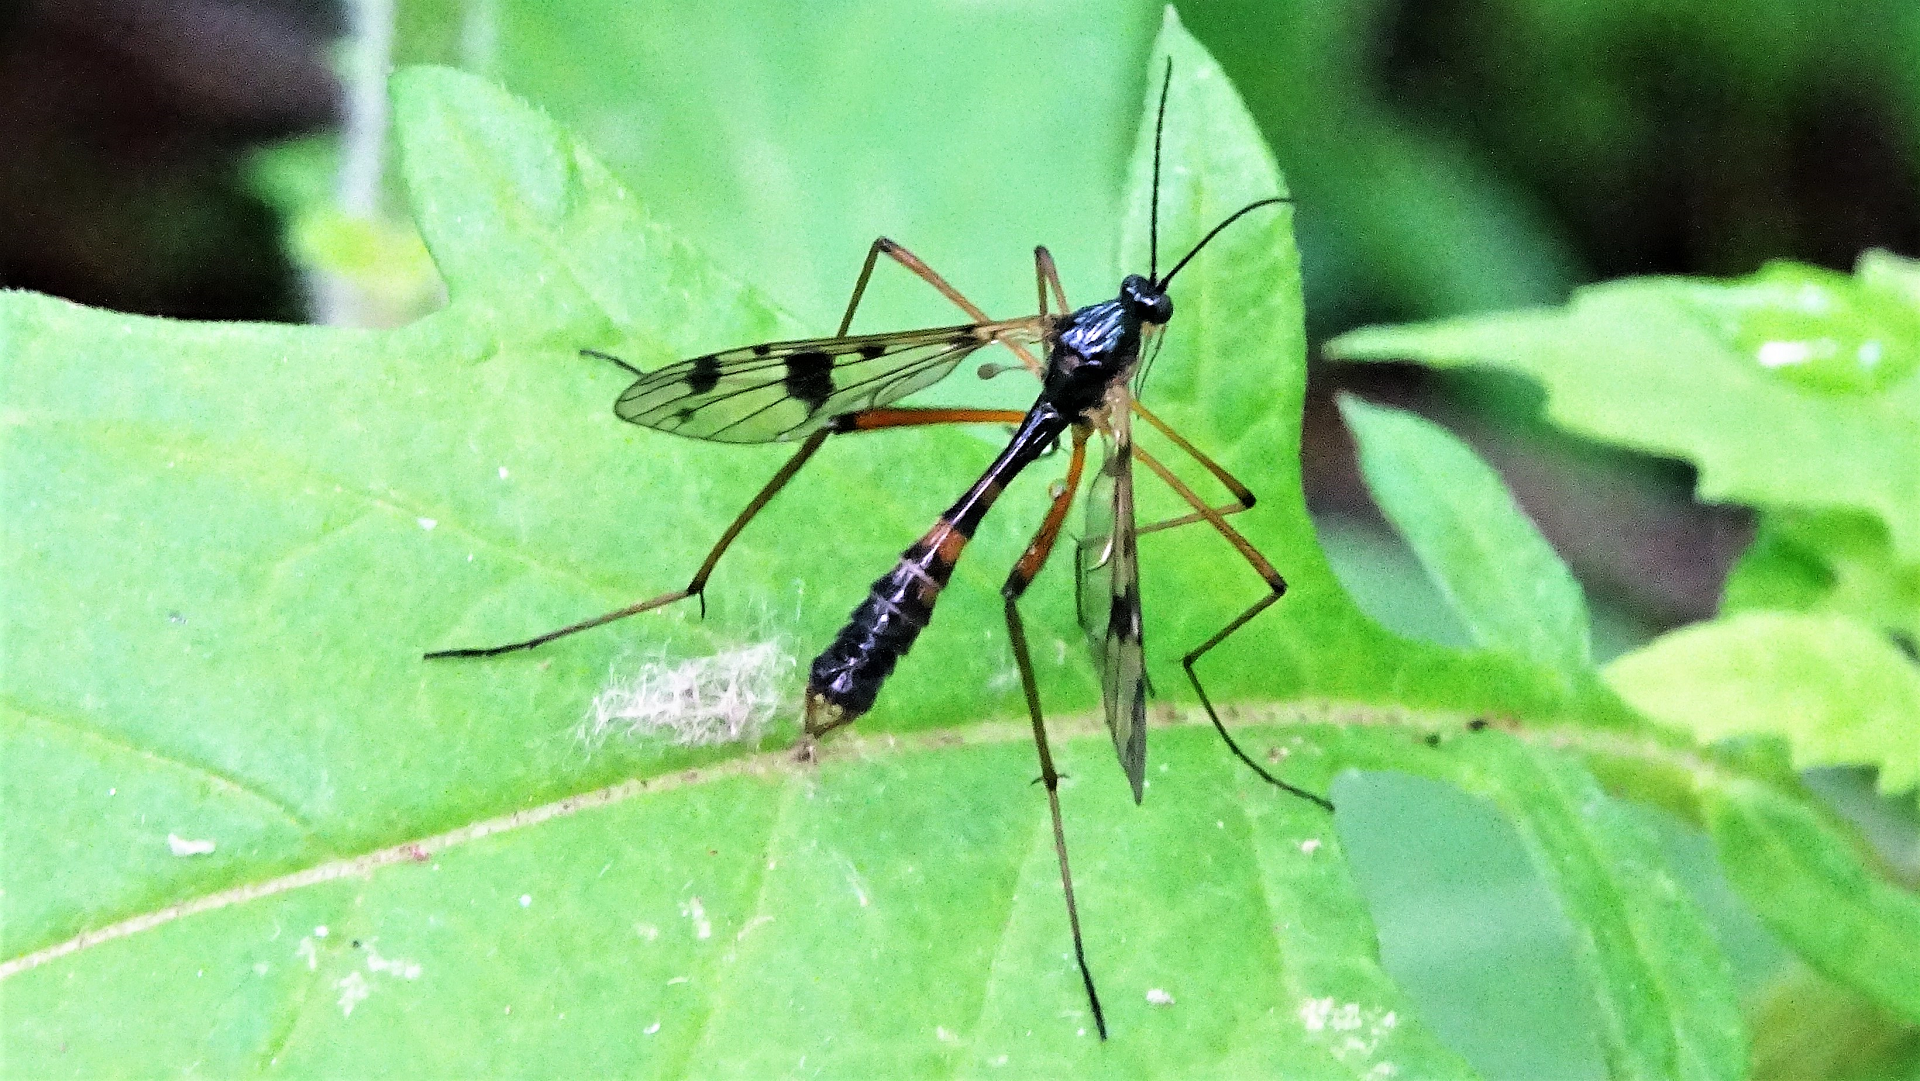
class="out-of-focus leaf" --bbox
[445,0,1158,330]
[1749,967,1920,1080]
[1328,255,1920,562]
[1334,729,1747,1081]
[1700,775,1920,1024]
[1340,396,1592,683]
[1607,612,1920,801]
[1723,509,1920,650]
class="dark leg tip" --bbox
[1086,984,1108,1040]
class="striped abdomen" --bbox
[804,404,1068,732]
[805,522,964,729]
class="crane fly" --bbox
[427,61,1332,1038]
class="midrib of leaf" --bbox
[1384,444,1550,643]
[0,701,1815,975]
[1341,397,1589,680]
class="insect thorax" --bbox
[1044,298,1143,414]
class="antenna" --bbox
[1149,57,1171,284]
[1156,196,1290,288]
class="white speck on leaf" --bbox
[166,833,215,857]
[335,971,370,1017]
[1146,988,1175,1006]
[936,1026,959,1044]
[416,517,437,530]
[1300,838,1322,855]
[635,923,660,942]
[681,896,712,940]
[1301,998,1399,1064]
[645,1021,661,1035]
[519,894,532,908]
[365,945,422,980]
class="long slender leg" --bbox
[1034,245,1069,318]
[833,407,1024,432]
[426,429,831,658]
[1127,401,1258,535]
[1132,400,1255,504]
[999,429,1107,1038]
[425,408,1027,659]
[845,238,1045,375]
[1131,444,1333,812]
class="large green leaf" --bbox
[1326,256,1920,562]
[425,0,1157,331]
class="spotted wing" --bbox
[1075,428,1148,802]
[611,320,1041,443]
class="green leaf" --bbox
[392,66,789,358]
[1455,740,1747,1081]
[1339,395,1592,683]
[1606,612,1920,801]
[5,720,1479,1077]
[1723,509,1920,650]
[1748,967,1920,1080]
[1333,729,1748,1081]
[446,0,1158,330]
[1700,775,1920,1025]
[1326,255,1920,562]
[1110,11,1600,733]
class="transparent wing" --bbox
[611,320,1042,443]
[1075,428,1148,802]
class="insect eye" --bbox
[1149,294,1173,324]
